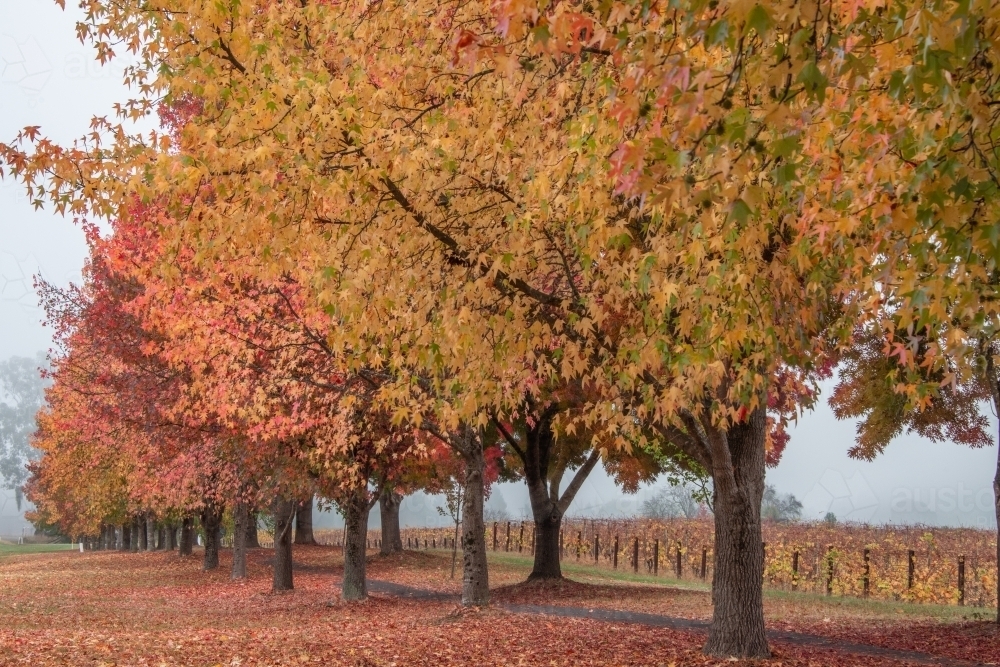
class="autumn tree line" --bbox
[2,0,999,658]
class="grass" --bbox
[0,542,77,555]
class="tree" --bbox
[7,0,999,657]
[0,353,48,498]
[760,485,802,523]
[643,485,706,521]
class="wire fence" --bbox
[312,518,996,608]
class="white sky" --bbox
[2,1,997,535]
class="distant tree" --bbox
[823,512,838,526]
[0,352,48,502]
[760,485,802,523]
[642,485,704,520]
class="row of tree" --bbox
[2,0,999,658]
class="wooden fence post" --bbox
[826,545,834,596]
[676,543,682,578]
[505,522,511,552]
[595,535,600,564]
[958,556,966,606]
[653,539,658,575]
[632,537,639,574]
[792,550,799,591]
[613,536,619,569]
[701,547,708,580]
[908,549,915,589]
[519,523,524,553]
[863,548,870,598]
[493,522,498,551]
[577,531,582,561]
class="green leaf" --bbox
[797,61,829,103]
[729,198,753,224]
[705,19,729,47]
[747,5,772,36]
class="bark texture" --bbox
[293,496,316,545]
[271,496,295,591]
[145,515,155,551]
[178,517,194,556]
[137,515,148,551]
[246,512,260,548]
[121,523,131,552]
[457,426,490,605]
[341,489,370,601]
[702,407,769,658]
[130,516,141,553]
[379,487,404,555]
[201,503,223,570]
[164,523,176,551]
[232,502,249,580]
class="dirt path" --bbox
[367,580,986,667]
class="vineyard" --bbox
[316,519,998,609]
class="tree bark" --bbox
[341,488,370,601]
[293,496,317,545]
[179,517,194,556]
[145,515,155,552]
[458,427,490,605]
[702,407,769,659]
[137,514,148,551]
[121,523,131,552]
[530,510,563,579]
[130,516,141,553]
[155,525,166,551]
[201,503,223,570]
[164,523,176,551]
[271,496,294,591]
[379,487,404,555]
[246,511,260,548]
[232,502,249,580]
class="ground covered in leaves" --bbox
[0,546,995,666]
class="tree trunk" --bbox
[179,517,194,556]
[516,410,599,581]
[379,487,404,555]
[164,523,176,551]
[246,511,260,548]
[703,407,770,659]
[121,523,131,552]
[341,489,370,601]
[529,508,563,580]
[145,515,155,552]
[201,503,223,570]
[271,496,294,591]
[458,425,490,606]
[232,502,249,580]
[130,516,141,553]
[137,515,148,551]
[293,496,316,545]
